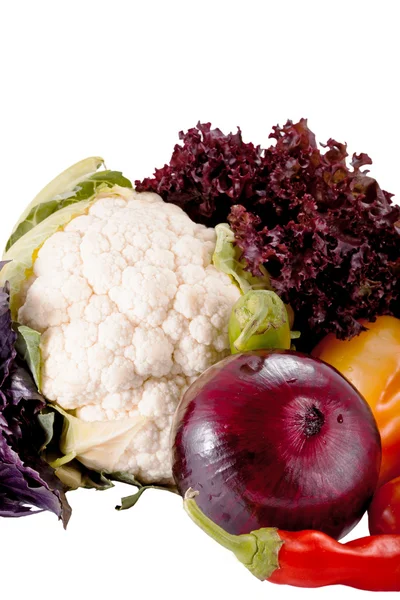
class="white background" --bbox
[0,1,399,599]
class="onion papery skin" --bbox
[172,350,381,540]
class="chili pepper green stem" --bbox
[183,489,282,580]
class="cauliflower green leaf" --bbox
[1,157,133,318]
[5,156,103,252]
[6,157,132,252]
[38,407,178,503]
[1,198,96,318]
[111,471,178,511]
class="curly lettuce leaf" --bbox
[0,274,71,525]
[138,120,400,346]
[213,223,271,294]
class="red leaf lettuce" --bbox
[136,120,400,347]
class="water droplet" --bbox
[337,414,344,424]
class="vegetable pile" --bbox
[1,119,400,592]
[136,119,400,347]
[1,159,240,489]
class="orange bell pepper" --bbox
[312,316,400,486]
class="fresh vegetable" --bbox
[183,490,400,592]
[228,290,291,354]
[136,119,400,349]
[0,159,241,486]
[0,265,70,524]
[14,324,42,389]
[212,223,271,294]
[172,350,381,540]
[369,476,400,535]
[2,158,132,319]
[212,222,292,353]
[312,315,400,485]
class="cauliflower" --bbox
[17,187,240,484]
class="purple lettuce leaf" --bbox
[136,120,400,348]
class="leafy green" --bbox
[14,324,42,390]
[6,169,132,252]
[213,223,271,294]
[0,158,133,318]
[37,410,56,452]
[1,198,95,318]
[112,471,178,510]
[6,156,104,252]
[116,482,178,511]
[214,224,301,346]
[89,170,132,187]
[229,290,291,354]
[55,463,115,491]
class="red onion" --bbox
[171,350,381,540]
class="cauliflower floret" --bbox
[18,190,240,484]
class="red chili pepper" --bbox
[184,490,400,592]
[269,529,400,591]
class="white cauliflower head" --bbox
[18,188,240,483]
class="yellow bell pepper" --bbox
[312,316,400,486]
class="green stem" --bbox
[234,299,270,352]
[183,489,283,580]
[184,489,256,560]
[229,290,291,354]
